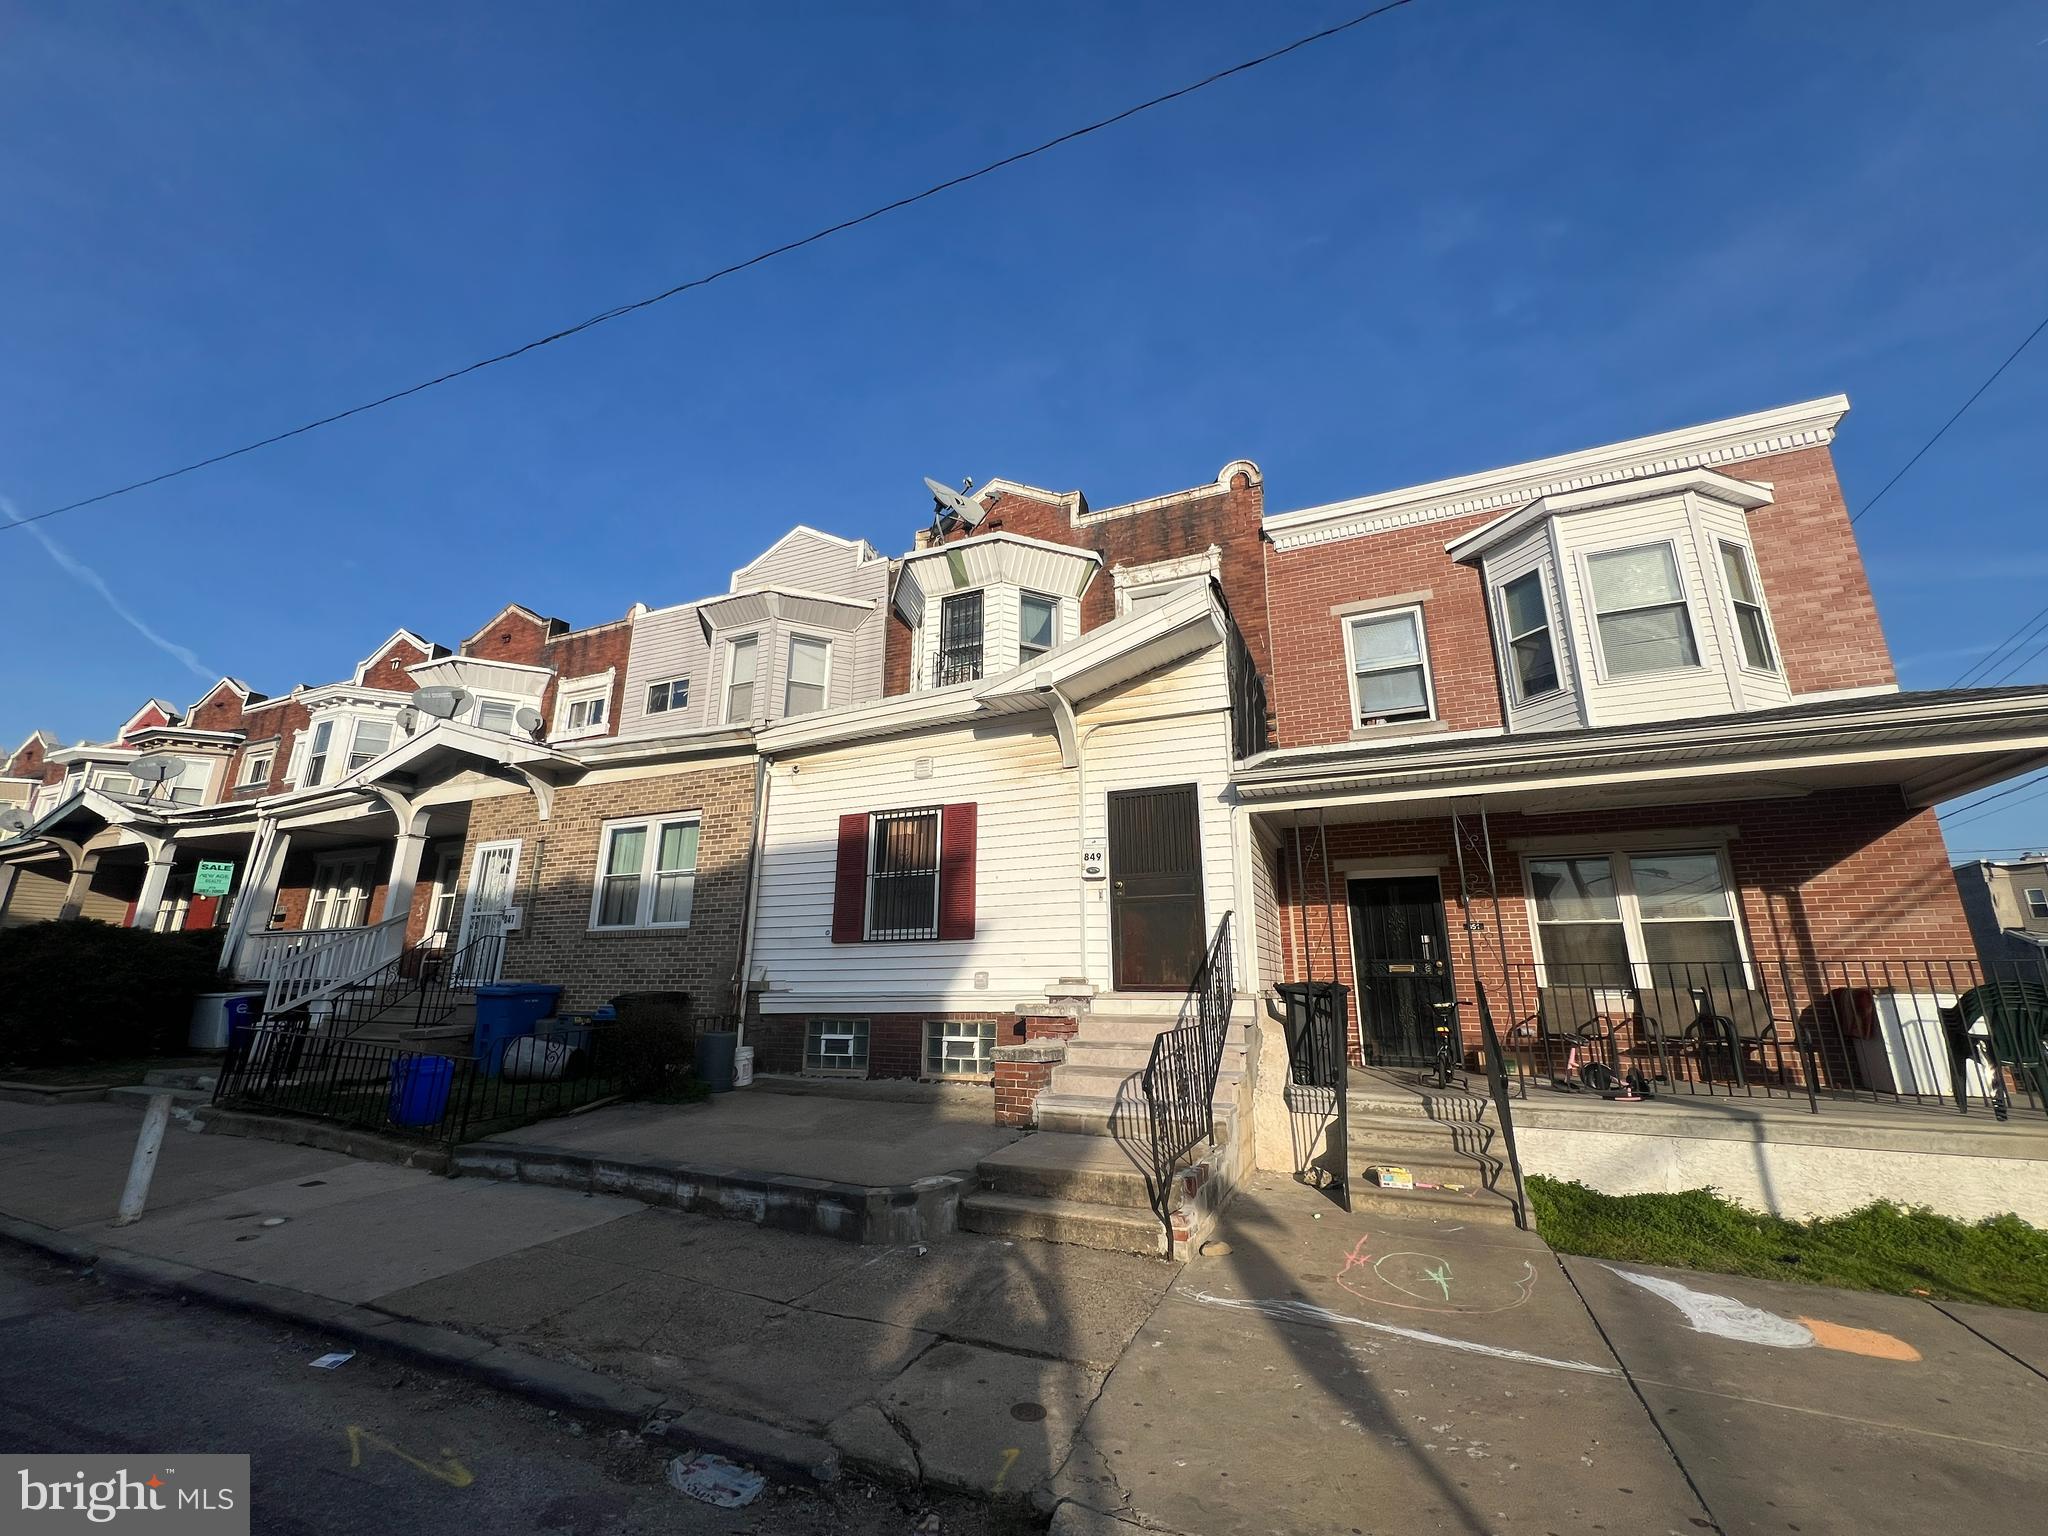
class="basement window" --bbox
[805,1018,870,1076]
[924,1019,994,1079]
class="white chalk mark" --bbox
[1177,1288,1616,1376]
[1603,1266,1814,1350]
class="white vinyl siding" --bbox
[755,641,1237,1013]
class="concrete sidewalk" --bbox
[4,1098,2044,1534]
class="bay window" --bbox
[1587,543,1699,676]
[346,718,392,773]
[1019,592,1058,664]
[475,698,518,733]
[1528,847,1745,980]
[724,636,758,723]
[1717,541,1777,673]
[304,720,334,784]
[1346,607,1434,727]
[785,635,830,717]
[591,813,701,930]
[936,592,984,685]
[1497,571,1560,701]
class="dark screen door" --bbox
[1349,874,1455,1065]
[1109,785,1205,992]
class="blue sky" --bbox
[3,1,2044,854]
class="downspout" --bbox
[731,750,773,1043]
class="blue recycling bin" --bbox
[472,983,564,1076]
[224,994,261,1058]
[388,1054,455,1127]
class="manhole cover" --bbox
[1009,1402,1047,1423]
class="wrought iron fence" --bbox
[1493,956,2048,1117]
[1140,912,1236,1193]
[931,646,984,687]
[1471,982,1530,1228]
[214,1012,727,1145]
[325,929,502,1040]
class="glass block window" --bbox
[924,1019,995,1078]
[805,1017,869,1075]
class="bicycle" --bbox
[1428,999,1459,1090]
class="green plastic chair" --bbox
[1954,979,2048,1109]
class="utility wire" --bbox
[1939,769,2048,827]
[1850,305,2048,525]
[1,0,1424,537]
[1987,631,2048,688]
[1943,778,2048,830]
[1952,597,2048,687]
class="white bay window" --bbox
[1587,543,1699,677]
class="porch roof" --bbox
[1233,686,2048,816]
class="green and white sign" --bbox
[193,860,235,898]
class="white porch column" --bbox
[380,827,428,925]
[129,844,179,930]
[221,826,291,974]
[56,852,103,921]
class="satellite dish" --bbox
[0,808,29,835]
[924,476,986,532]
[413,686,470,721]
[513,706,544,736]
[130,752,187,786]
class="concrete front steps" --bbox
[1341,1075,1522,1226]
[1031,995,1252,1139]
[961,1133,1170,1257]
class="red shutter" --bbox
[830,813,870,943]
[938,802,977,940]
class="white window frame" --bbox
[1343,603,1436,728]
[240,751,274,788]
[1019,591,1060,665]
[1523,843,1752,986]
[783,633,832,719]
[723,634,760,725]
[345,715,394,774]
[426,845,463,943]
[923,1018,995,1080]
[306,848,379,931]
[2027,887,2048,920]
[1495,570,1563,704]
[472,696,520,734]
[552,675,613,739]
[865,806,944,942]
[587,812,702,932]
[303,719,336,785]
[643,676,689,717]
[96,771,137,797]
[1579,538,1703,682]
[804,1017,870,1077]
[1715,538,1781,677]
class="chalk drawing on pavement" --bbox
[1337,1235,1538,1315]
[1177,1288,1615,1376]
[1603,1267,1920,1361]
[345,1426,474,1488]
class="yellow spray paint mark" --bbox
[1795,1318,1922,1362]
[993,1447,1021,1493]
[346,1426,475,1488]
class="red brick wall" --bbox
[460,607,563,662]
[233,697,310,796]
[1274,787,1975,1052]
[882,467,1271,695]
[752,1010,1009,1082]
[359,637,428,692]
[457,606,632,740]
[7,737,48,781]
[1737,445,1896,693]
[1264,508,1507,747]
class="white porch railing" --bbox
[251,916,408,1022]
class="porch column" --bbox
[129,844,179,930]
[220,826,291,974]
[56,851,102,921]
[380,827,428,926]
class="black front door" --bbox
[1349,874,1455,1066]
[1109,784,1205,992]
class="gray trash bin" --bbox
[694,1030,739,1094]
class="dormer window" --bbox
[1717,541,1777,674]
[1346,607,1434,727]
[1020,593,1057,665]
[475,698,517,733]
[785,635,829,717]
[1587,543,1698,677]
[936,592,984,686]
[1497,572,1561,702]
[724,635,759,724]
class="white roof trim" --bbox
[974,584,1219,705]
[409,654,556,679]
[1267,395,1850,551]
[730,525,883,591]
[1445,468,1775,562]
[898,529,1107,569]
[352,628,439,684]
[459,603,555,647]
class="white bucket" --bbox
[733,1046,755,1088]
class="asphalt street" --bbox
[0,1246,1014,1536]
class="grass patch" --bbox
[1528,1175,2048,1312]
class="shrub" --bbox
[0,921,225,1071]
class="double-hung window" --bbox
[1528,848,1744,981]
[867,808,942,940]
[785,636,829,717]
[1346,607,1433,727]
[644,677,688,716]
[935,592,984,685]
[591,814,701,930]
[1717,541,1778,673]
[2028,888,2048,920]
[475,698,518,733]
[1019,593,1058,665]
[1497,572,1560,701]
[557,681,610,738]
[241,752,273,789]
[346,718,392,773]
[724,636,758,724]
[304,720,334,784]
[1587,543,1699,676]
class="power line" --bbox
[1942,765,2048,818]
[1850,305,2048,525]
[1952,597,2048,687]
[1940,771,2048,829]
[1986,629,2048,688]
[1,0,1425,538]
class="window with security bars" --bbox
[805,1018,869,1075]
[935,591,984,685]
[924,1019,994,1078]
[867,808,941,939]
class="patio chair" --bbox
[1952,979,2048,1110]
[1640,982,1786,1086]
[1529,983,1638,1081]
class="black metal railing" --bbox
[1493,956,2048,1117]
[932,645,984,687]
[1471,982,1530,1228]
[214,1012,725,1145]
[1140,912,1236,1196]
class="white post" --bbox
[380,827,428,925]
[222,826,291,975]
[129,845,178,930]
[56,851,102,921]
[111,1093,175,1226]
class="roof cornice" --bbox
[1266,395,1849,552]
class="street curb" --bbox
[194,1105,453,1174]
[0,1215,842,1487]
[0,1083,112,1105]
